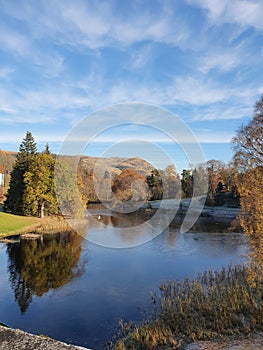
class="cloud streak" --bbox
[188,0,263,30]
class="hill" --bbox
[0,150,16,174]
[79,156,153,177]
[0,151,154,203]
[0,151,154,177]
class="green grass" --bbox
[0,212,40,238]
[114,265,263,349]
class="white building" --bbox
[0,173,4,187]
[0,165,4,187]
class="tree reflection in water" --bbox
[7,232,84,314]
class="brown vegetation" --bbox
[112,169,148,202]
[113,265,263,350]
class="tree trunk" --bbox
[40,201,45,219]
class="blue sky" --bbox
[0,0,263,171]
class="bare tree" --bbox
[232,94,263,171]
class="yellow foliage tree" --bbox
[233,95,263,281]
[238,167,263,280]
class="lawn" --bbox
[0,212,40,238]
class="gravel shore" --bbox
[0,325,91,350]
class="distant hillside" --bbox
[0,151,154,177]
[0,150,16,174]
[79,156,153,177]
[75,156,155,202]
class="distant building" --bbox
[0,165,4,199]
[0,165,4,187]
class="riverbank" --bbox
[184,332,263,350]
[0,212,40,239]
[147,199,240,224]
[0,325,91,350]
[0,201,241,240]
[0,212,73,240]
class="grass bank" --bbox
[0,212,79,239]
[0,212,40,238]
[114,265,263,350]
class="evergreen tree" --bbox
[181,169,193,197]
[4,131,37,214]
[146,169,163,200]
[44,143,51,155]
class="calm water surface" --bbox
[0,211,247,349]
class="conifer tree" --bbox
[146,169,163,200]
[4,131,37,214]
[44,143,51,155]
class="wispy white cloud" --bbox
[0,25,30,55]
[0,0,262,157]
[85,130,233,144]
[0,66,15,79]
[0,71,260,125]
[227,1,263,30]
[33,52,65,78]
[168,77,230,105]
[198,50,241,73]
[193,105,252,121]
[188,0,263,30]
[0,0,190,50]
[129,44,153,70]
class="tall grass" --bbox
[114,265,263,349]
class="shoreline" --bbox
[0,202,241,240]
[0,215,73,241]
[0,325,91,350]
[184,332,263,350]
[1,324,262,350]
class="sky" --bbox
[0,0,263,171]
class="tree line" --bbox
[3,134,238,218]
[4,133,86,218]
[1,122,257,218]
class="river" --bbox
[0,210,247,349]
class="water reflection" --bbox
[85,207,237,249]
[87,207,153,228]
[7,232,84,314]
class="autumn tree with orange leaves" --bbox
[112,169,148,202]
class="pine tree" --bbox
[181,169,193,198]
[44,143,51,155]
[4,131,37,214]
[146,169,163,200]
